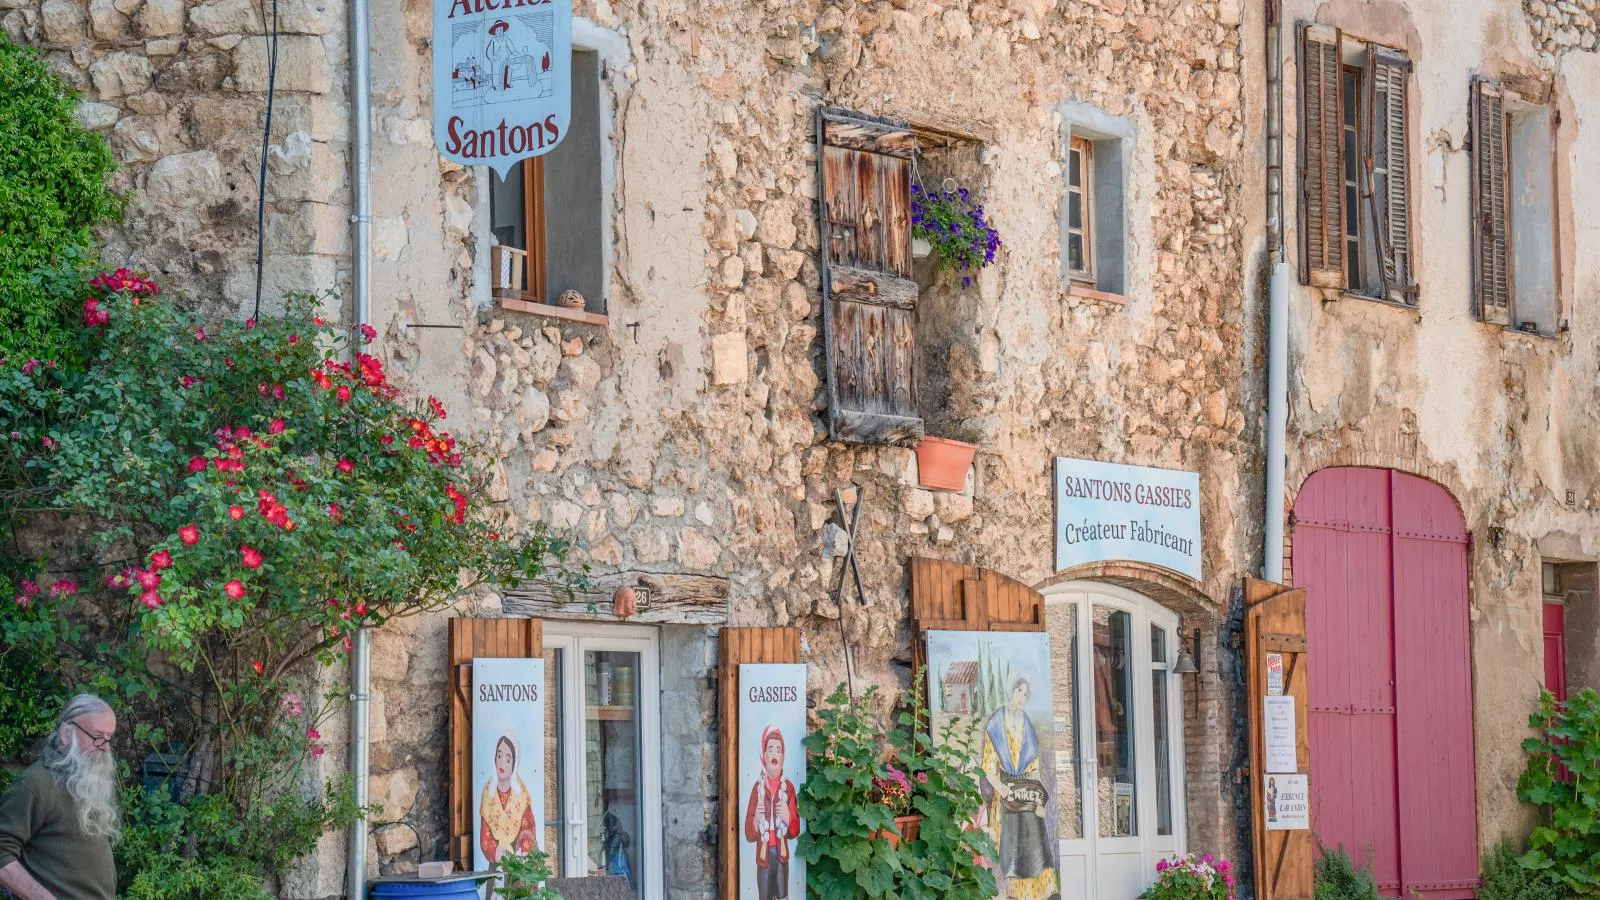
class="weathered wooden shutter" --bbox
[908,557,1045,678]
[1246,579,1313,900]
[1471,80,1511,324]
[448,616,543,869]
[1299,25,1345,288]
[718,627,802,900]
[1369,49,1413,297]
[817,108,922,445]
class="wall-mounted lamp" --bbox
[1172,627,1201,675]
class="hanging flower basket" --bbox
[916,436,977,492]
[911,181,1001,287]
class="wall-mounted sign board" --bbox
[472,657,546,871]
[737,664,807,900]
[1054,457,1202,580]
[433,0,572,174]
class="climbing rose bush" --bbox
[0,275,577,893]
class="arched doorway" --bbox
[1044,582,1186,898]
[1292,467,1478,898]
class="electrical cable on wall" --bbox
[252,0,280,318]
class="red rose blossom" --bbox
[252,660,264,676]
[337,458,354,474]
[305,727,321,740]
[336,385,352,404]
[140,590,163,609]
[179,524,200,545]
[228,505,245,520]
[48,580,78,598]
[150,550,173,570]
[269,418,286,435]
[188,456,209,472]
[137,569,161,590]
[225,580,246,600]
[240,545,264,569]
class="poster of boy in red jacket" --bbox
[743,726,800,900]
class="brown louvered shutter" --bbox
[1471,80,1511,324]
[1370,49,1414,298]
[817,108,922,445]
[1300,25,1345,288]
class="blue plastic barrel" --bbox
[369,880,484,899]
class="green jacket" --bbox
[0,763,116,900]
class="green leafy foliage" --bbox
[910,184,1000,288]
[798,680,997,900]
[0,39,122,366]
[1517,688,1600,896]
[493,846,563,900]
[1479,841,1568,900]
[0,274,579,893]
[1313,846,1380,900]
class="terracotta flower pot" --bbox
[873,814,923,849]
[915,436,977,492]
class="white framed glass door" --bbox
[1046,583,1184,897]
[542,624,664,900]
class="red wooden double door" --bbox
[1292,468,1478,898]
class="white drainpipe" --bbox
[1264,262,1290,583]
[346,0,374,886]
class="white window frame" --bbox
[1047,581,1186,897]
[543,622,664,900]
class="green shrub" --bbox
[1517,688,1600,895]
[1313,846,1379,900]
[0,38,122,365]
[1480,841,1567,900]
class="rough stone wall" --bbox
[9,0,1263,894]
[1263,0,1600,853]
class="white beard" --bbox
[43,737,122,842]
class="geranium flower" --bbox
[240,545,263,569]
[179,524,200,545]
[225,580,246,600]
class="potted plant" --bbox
[911,182,1002,287]
[916,422,982,492]
[491,847,561,900]
[1141,852,1237,900]
[799,678,997,900]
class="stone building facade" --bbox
[7,0,1597,895]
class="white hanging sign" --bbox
[1054,457,1202,580]
[433,0,572,176]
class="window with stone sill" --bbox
[1059,103,1131,298]
[489,48,606,317]
[1299,26,1415,304]
[1470,78,1561,336]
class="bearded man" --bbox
[0,694,121,900]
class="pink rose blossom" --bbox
[137,569,161,590]
[240,545,264,569]
[268,418,286,435]
[179,525,200,545]
[48,580,77,598]
[150,550,173,570]
[281,692,304,718]
[225,580,246,600]
[360,323,377,342]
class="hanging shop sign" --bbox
[925,630,1062,894]
[738,664,807,900]
[1054,457,1202,580]
[433,0,572,175]
[472,657,546,871]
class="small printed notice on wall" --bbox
[473,657,546,872]
[1263,695,1297,774]
[739,664,806,900]
[1264,773,1310,830]
[1265,651,1284,696]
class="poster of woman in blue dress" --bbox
[928,631,1061,900]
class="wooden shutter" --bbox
[447,616,543,869]
[718,628,802,900]
[1299,25,1345,288]
[1471,80,1511,325]
[908,557,1045,678]
[1370,50,1413,296]
[817,108,922,446]
[1246,579,1314,900]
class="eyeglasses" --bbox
[68,720,113,750]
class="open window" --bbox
[1299,26,1415,303]
[1471,79,1561,335]
[1059,105,1132,299]
[489,49,606,316]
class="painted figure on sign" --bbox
[483,20,523,93]
[743,727,799,900]
[980,675,1060,900]
[1265,776,1278,823]
[479,735,537,863]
